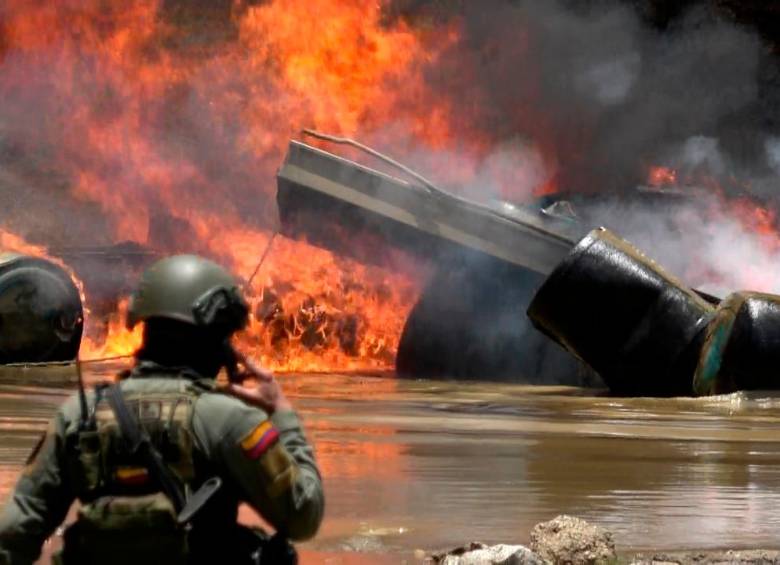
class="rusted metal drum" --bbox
[0,253,83,363]
[694,292,780,395]
[527,228,714,396]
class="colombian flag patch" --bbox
[115,466,150,486]
[240,420,280,460]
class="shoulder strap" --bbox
[104,383,186,513]
[188,377,218,394]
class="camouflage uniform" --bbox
[0,255,325,564]
[0,365,323,564]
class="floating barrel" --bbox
[396,259,598,385]
[0,254,83,363]
[527,228,714,396]
[693,292,780,395]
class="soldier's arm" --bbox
[193,395,324,540]
[0,405,75,565]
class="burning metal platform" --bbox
[276,139,594,385]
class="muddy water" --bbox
[1,368,780,563]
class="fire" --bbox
[642,163,780,293]
[239,0,423,138]
[5,0,779,371]
[730,198,780,247]
[80,299,144,360]
[0,229,50,259]
[648,166,677,187]
[204,228,422,371]
[0,0,450,370]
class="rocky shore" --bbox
[427,515,780,564]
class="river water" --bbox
[1,366,780,563]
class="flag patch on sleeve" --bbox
[240,420,280,460]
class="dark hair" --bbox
[136,318,230,378]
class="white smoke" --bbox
[765,137,780,176]
[575,52,641,106]
[580,195,780,297]
[676,136,727,178]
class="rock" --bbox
[429,542,545,565]
[338,534,386,553]
[530,515,616,565]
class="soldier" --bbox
[0,254,324,564]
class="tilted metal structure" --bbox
[276,140,574,275]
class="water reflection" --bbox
[1,371,780,562]
[297,377,780,555]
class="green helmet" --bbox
[127,254,249,334]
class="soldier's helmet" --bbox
[127,254,249,336]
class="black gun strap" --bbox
[104,384,186,513]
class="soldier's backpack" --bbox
[56,492,187,565]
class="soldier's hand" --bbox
[226,352,293,415]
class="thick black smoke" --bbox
[396,0,773,197]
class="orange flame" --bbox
[0,230,51,259]
[80,299,144,359]
[1,0,454,370]
[648,166,677,187]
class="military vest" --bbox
[70,381,198,499]
[57,375,203,565]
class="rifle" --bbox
[105,383,222,523]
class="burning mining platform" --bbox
[2,0,780,398]
[3,136,780,399]
[276,139,593,385]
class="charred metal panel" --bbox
[276,141,573,275]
